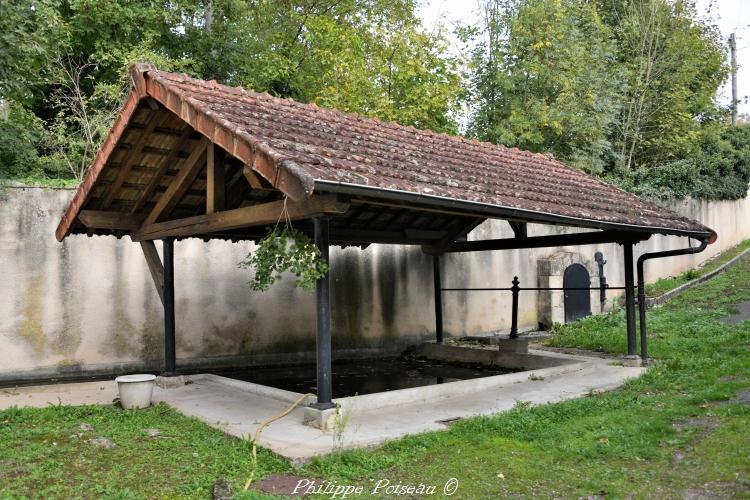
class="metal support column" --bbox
[637,271,648,364]
[509,276,520,339]
[622,242,637,357]
[162,238,176,376]
[313,216,335,409]
[433,254,444,344]
[636,238,709,366]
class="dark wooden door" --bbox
[564,264,591,323]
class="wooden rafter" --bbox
[133,194,349,241]
[100,111,165,210]
[130,126,194,215]
[435,218,485,249]
[142,137,208,226]
[243,166,264,189]
[79,210,144,231]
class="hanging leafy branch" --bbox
[238,204,329,292]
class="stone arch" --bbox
[537,251,600,329]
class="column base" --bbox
[303,406,338,430]
[621,355,643,367]
[155,374,187,389]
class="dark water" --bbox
[213,357,518,398]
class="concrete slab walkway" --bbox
[0,350,644,462]
[0,380,118,409]
[153,350,643,461]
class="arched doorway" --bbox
[564,263,591,323]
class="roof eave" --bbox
[314,180,716,242]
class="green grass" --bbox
[0,404,291,499]
[2,251,750,498]
[645,238,750,297]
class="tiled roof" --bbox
[56,64,715,241]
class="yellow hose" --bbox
[243,392,316,491]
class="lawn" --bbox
[2,251,750,498]
[644,238,750,298]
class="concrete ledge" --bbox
[334,345,587,414]
[417,343,579,371]
[189,374,316,405]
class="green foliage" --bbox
[0,101,46,179]
[239,224,329,292]
[465,0,620,172]
[0,0,63,103]
[606,0,727,170]
[0,0,461,184]
[168,0,461,133]
[465,0,737,197]
[604,124,750,200]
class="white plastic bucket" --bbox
[115,374,157,409]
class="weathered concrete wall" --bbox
[1,185,748,381]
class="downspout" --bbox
[636,235,714,365]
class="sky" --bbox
[417,0,750,115]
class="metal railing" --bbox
[440,276,635,339]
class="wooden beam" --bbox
[130,127,194,215]
[243,165,264,189]
[142,137,208,226]
[206,143,225,214]
[145,97,160,110]
[329,228,439,246]
[426,230,646,254]
[435,218,485,248]
[139,240,164,306]
[78,210,143,231]
[100,111,164,210]
[133,194,349,241]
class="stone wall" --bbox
[1,185,748,382]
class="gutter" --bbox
[314,180,715,241]
[636,237,712,365]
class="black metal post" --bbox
[594,251,608,311]
[313,216,335,409]
[636,238,709,366]
[637,271,648,364]
[433,254,444,344]
[510,276,520,339]
[622,242,637,357]
[163,238,176,376]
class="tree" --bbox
[167,0,461,132]
[602,0,727,169]
[0,0,461,182]
[465,0,621,172]
[0,0,63,103]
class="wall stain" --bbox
[18,274,47,357]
